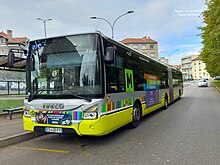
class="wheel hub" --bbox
[133,107,141,121]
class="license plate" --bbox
[45,127,63,133]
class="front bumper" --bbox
[198,83,208,87]
[23,115,108,136]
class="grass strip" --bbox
[0,99,24,113]
[212,80,220,91]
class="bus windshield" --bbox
[28,34,103,100]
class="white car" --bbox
[198,79,208,87]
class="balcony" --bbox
[181,60,191,64]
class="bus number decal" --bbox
[125,69,134,92]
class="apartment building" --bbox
[181,55,197,80]
[120,36,158,60]
[158,57,168,64]
[192,56,211,80]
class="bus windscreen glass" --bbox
[28,34,103,99]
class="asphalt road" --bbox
[0,84,219,165]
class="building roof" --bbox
[181,55,198,60]
[0,31,8,38]
[172,65,181,69]
[192,55,201,61]
[121,36,157,44]
[0,30,29,43]
[8,37,29,43]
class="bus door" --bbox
[168,67,174,103]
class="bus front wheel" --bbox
[178,89,182,99]
[163,96,168,110]
[129,103,141,128]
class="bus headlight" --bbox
[24,110,31,117]
[83,112,97,120]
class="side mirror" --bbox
[105,47,115,64]
[8,50,15,68]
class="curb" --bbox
[211,82,220,94]
[0,132,45,148]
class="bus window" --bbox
[106,49,125,93]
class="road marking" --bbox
[12,147,69,154]
[32,148,69,153]
[11,137,90,156]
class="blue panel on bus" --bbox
[143,84,160,91]
[146,90,161,108]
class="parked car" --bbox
[214,76,220,80]
[198,79,208,87]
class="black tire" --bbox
[178,90,182,100]
[162,95,168,110]
[128,102,141,128]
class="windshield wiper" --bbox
[69,93,92,102]
[28,89,53,102]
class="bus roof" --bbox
[30,32,101,42]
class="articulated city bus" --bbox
[21,32,183,136]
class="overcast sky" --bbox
[1,0,206,64]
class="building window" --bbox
[0,38,4,44]
[133,44,138,49]
[150,53,155,58]
[150,44,154,49]
[141,44,146,50]
[0,50,5,55]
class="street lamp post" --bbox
[90,10,134,39]
[37,18,52,37]
[161,49,179,65]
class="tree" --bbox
[200,0,220,77]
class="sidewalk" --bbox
[0,115,44,148]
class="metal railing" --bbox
[0,80,26,95]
